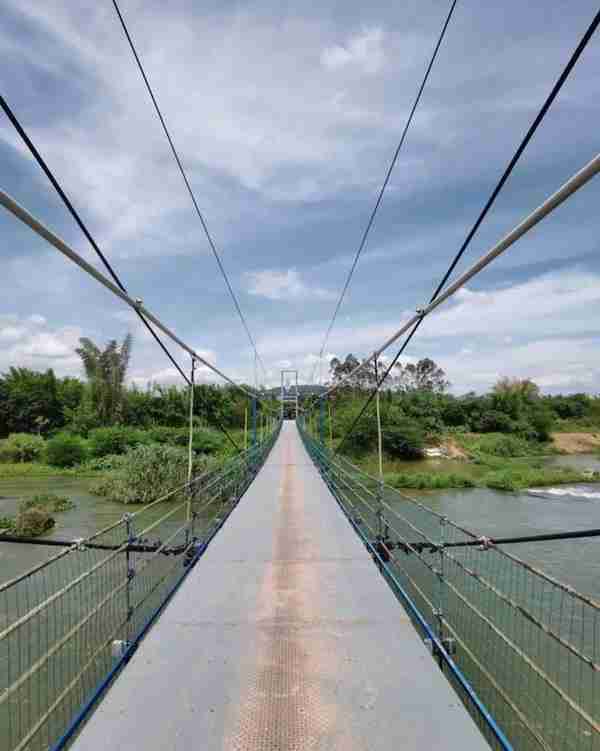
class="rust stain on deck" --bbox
[225,429,355,751]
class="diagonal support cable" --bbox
[331,9,600,454]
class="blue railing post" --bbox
[251,396,257,447]
[319,398,325,445]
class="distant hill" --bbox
[264,384,327,399]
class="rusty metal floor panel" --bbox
[71,422,488,751]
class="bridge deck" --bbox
[72,422,487,750]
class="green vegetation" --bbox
[454,433,550,457]
[385,462,599,491]
[14,507,55,537]
[387,472,477,490]
[91,444,215,504]
[46,433,88,467]
[0,516,15,531]
[20,493,75,513]
[0,433,46,462]
[0,462,85,478]
[88,426,150,457]
[484,467,600,491]
[0,493,74,537]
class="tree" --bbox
[493,377,540,401]
[395,358,449,393]
[0,367,63,436]
[329,354,376,391]
[75,334,132,425]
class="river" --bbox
[413,453,600,600]
[0,476,135,586]
[2,454,600,595]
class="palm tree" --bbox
[75,334,132,424]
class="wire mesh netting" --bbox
[0,422,280,751]
[299,423,599,751]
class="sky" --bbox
[0,0,599,395]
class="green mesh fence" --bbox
[0,422,281,751]
[299,423,599,751]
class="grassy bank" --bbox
[352,431,600,492]
[0,462,98,479]
[384,463,599,491]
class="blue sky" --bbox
[1,0,599,394]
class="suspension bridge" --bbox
[1,2,600,750]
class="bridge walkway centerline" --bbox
[71,421,488,750]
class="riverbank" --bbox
[0,461,100,479]
[354,431,600,491]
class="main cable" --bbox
[332,8,600,455]
[110,0,268,381]
[0,95,241,451]
[0,94,189,384]
[313,0,458,378]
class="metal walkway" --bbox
[72,422,487,750]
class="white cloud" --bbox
[419,271,600,342]
[253,270,600,392]
[245,269,335,301]
[321,28,385,74]
[0,314,82,374]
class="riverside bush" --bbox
[476,434,531,457]
[88,426,149,457]
[91,444,215,504]
[147,426,223,455]
[20,493,74,512]
[46,433,87,467]
[14,506,55,536]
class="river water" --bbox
[413,453,600,601]
[2,454,600,593]
[0,476,133,586]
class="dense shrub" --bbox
[529,406,554,442]
[146,426,224,454]
[383,421,425,459]
[20,493,74,512]
[91,444,215,504]
[14,506,55,536]
[476,434,531,457]
[475,410,514,434]
[88,426,149,457]
[46,433,87,467]
[146,426,179,444]
[82,454,128,472]
[1,433,46,462]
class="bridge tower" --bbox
[280,369,299,420]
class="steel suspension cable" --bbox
[331,9,600,453]
[314,0,458,378]
[0,94,241,449]
[0,93,190,384]
[110,0,268,380]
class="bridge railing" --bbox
[298,422,600,751]
[0,419,281,751]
